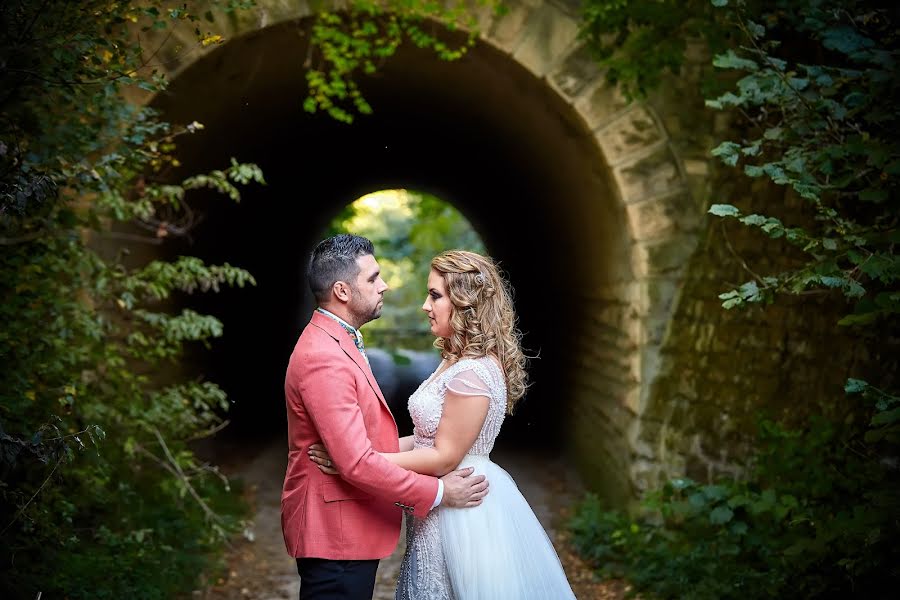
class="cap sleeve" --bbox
[445,368,491,397]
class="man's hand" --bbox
[440,467,489,508]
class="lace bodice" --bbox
[397,356,508,600]
[407,356,507,457]
[397,355,576,600]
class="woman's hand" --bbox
[308,443,339,475]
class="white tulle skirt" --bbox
[436,455,577,600]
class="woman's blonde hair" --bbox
[430,250,528,413]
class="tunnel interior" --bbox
[151,18,633,453]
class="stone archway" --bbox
[138,0,710,506]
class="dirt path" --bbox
[194,436,627,600]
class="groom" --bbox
[281,234,489,599]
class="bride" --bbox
[311,250,576,599]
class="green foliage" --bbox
[305,0,500,123]
[572,2,899,597]
[1,1,262,597]
[703,1,899,326]
[569,391,900,598]
[578,0,730,98]
[579,0,899,322]
[328,189,485,349]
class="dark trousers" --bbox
[296,558,380,600]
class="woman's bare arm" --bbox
[309,392,489,477]
[379,392,489,476]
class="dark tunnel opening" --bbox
[150,18,630,455]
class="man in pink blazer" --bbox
[282,234,488,599]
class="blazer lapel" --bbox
[310,311,394,417]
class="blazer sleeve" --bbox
[297,348,439,517]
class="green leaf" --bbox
[845,279,866,298]
[730,520,749,535]
[702,485,728,501]
[785,155,805,173]
[709,505,734,525]
[670,478,694,490]
[859,188,888,203]
[871,407,900,426]
[744,164,764,177]
[740,214,767,226]
[845,378,868,394]
[737,280,762,302]
[713,50,759,72]
[720,291,743,309]
[746,20,765,39]
[727,494,751,508]
[822,25,874,56]
[884,160,900,176]
[708,204,741,217]
[688,492,708,509]
[711,141,741,166]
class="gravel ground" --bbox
[192,436,629,600]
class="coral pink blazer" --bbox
[281,310,439,559]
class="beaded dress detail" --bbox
[395,357,575,600]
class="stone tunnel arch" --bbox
[141,0,704,506]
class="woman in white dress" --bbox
[311,250,576,600]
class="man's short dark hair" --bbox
[308,234,375,303]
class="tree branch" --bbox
[0,456,62,537]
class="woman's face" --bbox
[422,268,454,339]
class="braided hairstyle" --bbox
[430,250,529,413]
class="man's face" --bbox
[348,254,388,327]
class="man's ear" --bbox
[332,280,352,303]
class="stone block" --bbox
[614,146,685,204]
[573,444,635,507]
[632,275,681,318]
[626,192,700,242]
[596,105,666,167]
[622,385,641,415]
[485,0,538,52]
[585,279,643,306]
[683,158,710,176]
[548,44,603,99]
[250,0,313,29]
[512,5,581,77]
[573,77,631,130]
[440,0,497,35]
[634,234,700,277]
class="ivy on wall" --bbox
[570,0,899,596]
[304,0,502,123]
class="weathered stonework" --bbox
[613,146,685,204]
[548,44,604,99]
[485,0,540,52]
[626,192,698,241]
[573,79,632,130]
[511,4,580,77]
[596,106,666,167]
[134,0,878,511]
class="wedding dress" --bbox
[395,356,577,600]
